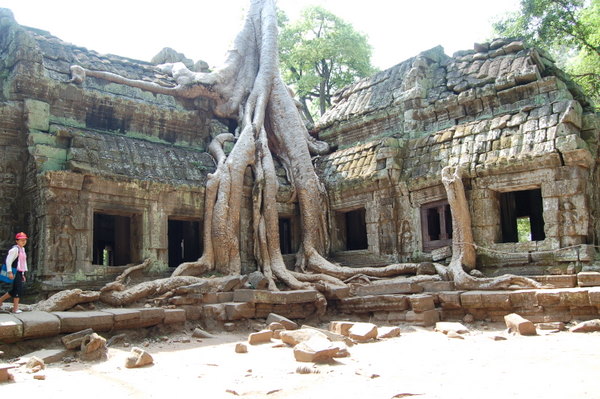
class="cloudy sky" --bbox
[1,0,521,70]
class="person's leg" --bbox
[12,296,20,313]
[0,292,11,307]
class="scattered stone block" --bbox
[0,364,16,382]
[435,322,469,335]
[280,328,327,346]
[301,325,354,345]
[61,328,95,350]
[266,313,298,330]
[293,337,339,363]
[504,313,537,335]
[348,322,378,342]
[569,319,600,333]
[80,333,108,362]
[268,322,285,331]
[329,321,354,336]
[235,343,248,353]
[25,356,45,370]
[23,349,70,364]
[125,347,153,368]
[377,326,401,339]
[192,328,215,339]
[248,330,273,345]
[536,322,566,331]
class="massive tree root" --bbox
[63,0,549,300]
[441,166,544,290]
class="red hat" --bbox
[15,232,28,240]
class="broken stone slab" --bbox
[0,363,16,382]
[377,326,401,339]
[329,321,354,336]
[354,281,423,296]
[536,322,566,331]
[53,311,114,333]
[248,330,273,345]
[233,289,320,304]
[577,272,600,287]
[435,322,470,335]
[348,322,378,342]
[293,337,339,363]
[22,349,70,364]
[301,324,354,345]
[280,328,328,346]
[569,319,600,333]
[504,313,537,336]
[0,314,23,342]
[192,328,215,339]
[80,332,108,362]
[62,328,95,350]
[13,311,60,339]
[125,347,154,368]
[266,313,298,330]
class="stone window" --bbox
[93,212,141,266]
[499,188,545,242]
[421,199,452,251]
[279,217,294,255]
[168,219,202,268]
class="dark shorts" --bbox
[8,271,24,298]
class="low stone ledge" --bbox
[354,281,423,296]
[14,311,60,339]
[0,314,23,342]
[53,311,114,333]
[233,289,319,304]
[164,308,186,324]
[578,272,600,287]
[102,308,141,330]
[137,307,165,327]
[336,294,409,313]
[530,275,577,288]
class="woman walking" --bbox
[0,232,28,313]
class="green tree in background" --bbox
[493,0,600,109]
[279,7,377,125]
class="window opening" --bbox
[345,208,368,250]
[168,219,202,268]
[279,218,293,255]
[93,213,132,266]
[421,200,452,251]
[500,189,545,243]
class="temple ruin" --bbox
[1,6,600,320]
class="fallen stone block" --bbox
[14,311,60,339]
[329,321,354,336]
[348,322,378,342]
[266,313,298,330]
[80,332,108,362]
[435,322,469,335]
[301,325,354,346]
[248,330,273,345]
[125,347,153,368]
[61,328,95,350]
[377,326,401,339]
[0,364,15,382]
[293,337,339,363]
[536,322,566,331]
[569,319,600,333]
[192,328,215,339]
[504,313,537,335]
[235,343,248,353]
[22,349,69,365]
[281,328,328,346]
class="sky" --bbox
[0,0,521,70]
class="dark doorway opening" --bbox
[168,219,202,268]
[421,200,452,251]
[93,213,132,266]
[500,188,545,243]
[279,217,293,255]
[345,208,368,250]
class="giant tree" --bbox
[66,0,543,304]
[279,6,376,124]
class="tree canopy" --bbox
[493,0,600,109]
[278,6,377,124]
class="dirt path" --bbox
[2,323,599,399]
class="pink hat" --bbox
[15,232,28,240]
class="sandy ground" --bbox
[1,322,599,399]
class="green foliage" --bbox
[493,0,600,108]
[279,6,377,123]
